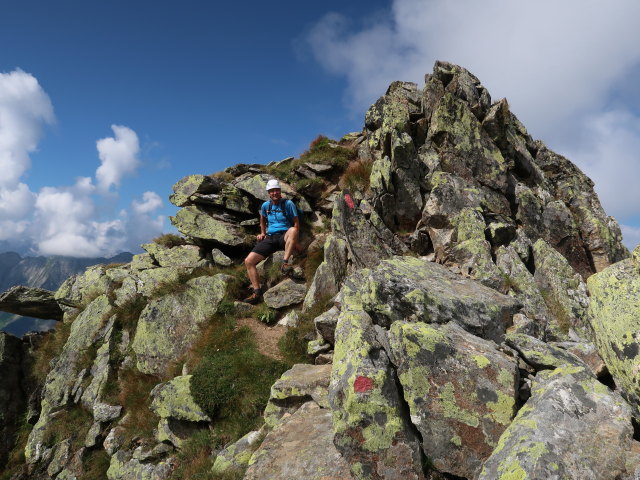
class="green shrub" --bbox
[189,323,287,446]
[252,304,277,324]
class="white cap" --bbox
[266,179,281,191]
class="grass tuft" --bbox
[152,233,188,248]
[339,158,373,193]
[31,321,72,384]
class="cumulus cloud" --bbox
[96,125,141,193]
[0,69,55,188]
[306,0,640,242]
[0,70,165,257]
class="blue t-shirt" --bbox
[260,199,298,234]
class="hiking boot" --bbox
[280,262,293,276]
[243,288,263,305]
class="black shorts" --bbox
[251,232,286,258]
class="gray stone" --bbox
[245,402,352,480]
[0,285,63,320]
[263,279,307,309]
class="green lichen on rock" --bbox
[479,367,638,480]
[389,320,518,478]
[170,205,248,246]
[329,310,424,478]
[588,257,640,413]
[150,375,210,422]
[132,275,227,375]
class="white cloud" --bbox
[306,0,640,240]
[132,191,163,214]
[0,69,54,188]
[96,125,141,193]
[0,71,165,257]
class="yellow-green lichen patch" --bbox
[438,382,479,427]
[474,354,491,369]
[451,435,462,446]
[487,391,516,426]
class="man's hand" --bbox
[256,233,266,241]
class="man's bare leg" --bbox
[244,252,265,290]
[283,227,300,262]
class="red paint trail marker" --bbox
[344,194,355,209]
[354,376,374,393]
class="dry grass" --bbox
[31,321,72,383]
[115,368,161,446]
[339,158,373,193]
[152,233,188,248]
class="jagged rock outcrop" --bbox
[2,60,638,480]
[0,286,64,320]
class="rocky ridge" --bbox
[1,61,639,480]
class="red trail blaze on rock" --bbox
[354,376,374,393]
[344,194,355,209]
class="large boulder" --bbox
[340,256,521,342]
[169,174,222,207]
[389,321,518,478]
[245,402,352,480]
[330,310,425,479]
[478,367,640,479]
[0,286,64,320]
[170,205,249,247]
[131,275,227,375]
[588,251,640,414]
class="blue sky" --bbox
[1,0,640,257]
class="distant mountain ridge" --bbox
[0,251,133,336]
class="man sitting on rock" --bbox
[243,179,302,304]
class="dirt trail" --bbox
[236,317,287,361]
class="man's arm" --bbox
[257,215,267,241]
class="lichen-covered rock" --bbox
[496,245,550,337]
[330,310,425,480]
[389,321,519,478]
[428,91,509,193]
[533,239,589,340]
[54,265,115,307]
[26,294,116,464]
[131,275,227,375]
[341,256,521,342]
[130,252,157,270]
[210,248,232,266]
[263,279,307,309]
[107,449,174,480]
[212,428,265,477]
[150,375,210,422]
[245,402,352,480]
[314,305,340,345]
[332,192,406,270]
[0,285,63,320]
[142,243,206,268]
[505,332,586,371]
[170,205,249,247]
[169,173,221,207]
[263,363,331,429]
[478,367,640,480]
[588,255,640,414]
[303,235,348,310]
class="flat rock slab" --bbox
[341,256,521,342]
[0,286,63,320]
[263,279,307,309]
[245,402,352,480]
[264,363,331,429]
